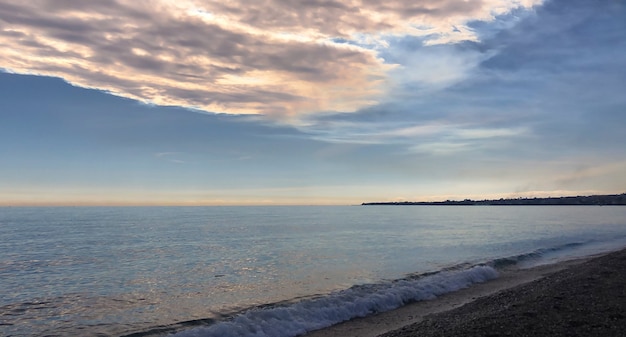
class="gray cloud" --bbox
[302,0,626,176]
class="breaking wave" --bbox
[169,265,498,337]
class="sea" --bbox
[1,205,626,337]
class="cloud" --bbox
[0,0,541,118]
[259,0,626,203]
[155,152,186,164]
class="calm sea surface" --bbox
[1,206,625,336]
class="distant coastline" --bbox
[362,193,626,206]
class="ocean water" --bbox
[1,206,625,337]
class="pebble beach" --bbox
[308,248,626,337]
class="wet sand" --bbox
[306,249,626,337]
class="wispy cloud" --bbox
[155,152,185,163]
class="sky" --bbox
[1,0,625,206]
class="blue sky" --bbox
[1,0,625,205]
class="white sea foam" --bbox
[171,265,498,337]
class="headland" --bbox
[362,193,626,206]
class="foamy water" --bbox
[1,206,625,336]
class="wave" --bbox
[137,240,625,337]
[490,242,586,269]
[491,238,626,269]
[167,265,498,337]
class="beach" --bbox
[307,249,626,337]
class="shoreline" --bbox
[305,249,626,337]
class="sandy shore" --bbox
[306,249,626,337]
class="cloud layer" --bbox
[0,0,541,116]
